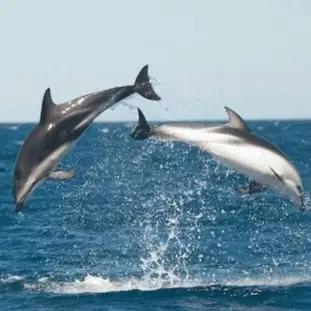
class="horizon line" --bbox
[0,116,311,124]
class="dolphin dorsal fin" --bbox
[137,108,149,127]
[130,108,152,140]
[225,106,251,132]
[40,88,56,124]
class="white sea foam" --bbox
[22,274,311,295]
[1,275,24,283]
[7,125,18,130]
[23,274,201,294]
[224,276,310,287]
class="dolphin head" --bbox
[13,124,57,211]
[270,166,305,210]
[281,177,305,210]
[13,163,35,211]
[13,140,49,212]
[13,132,75,211]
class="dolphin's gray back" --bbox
[212,126,290,161]
[55,86,133,120]
[157,121,219,129]
[151,122,220,141]
[152,122,290,162]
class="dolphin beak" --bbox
[15,195,26,212]
[15,201,24,212]
[292,192,305,211]
[299,196,305,211]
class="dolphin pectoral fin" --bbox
[235,180,267,195]
[48,169,76,180]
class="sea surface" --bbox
[1,120,311,311]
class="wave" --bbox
[6,125,19,131]
[223,275,311,287]
[0,274,307,295]
[1,275,24,283]
[23,275,200,294]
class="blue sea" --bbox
[1,120,311,311]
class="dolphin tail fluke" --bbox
[130,108,152,140]
[15,201,24,213]
[134,65,161,101]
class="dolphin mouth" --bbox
[15,199,25,212]
[299,196,305,211]
[14,193,27,212]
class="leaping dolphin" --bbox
[13,65,161,211]
[130,107,304,210]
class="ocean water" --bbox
[1,120,311,311]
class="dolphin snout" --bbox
[298,195,305,211]
[295,184,305,211]
[13,181,29,212]
[290,191,305,211]
[14,193,26,212]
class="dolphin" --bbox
[130,107,304,209]
[13,65,161,211]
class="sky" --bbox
[1,0,311,122]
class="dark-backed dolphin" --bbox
[130,107,304,209]
[13,65,161,211]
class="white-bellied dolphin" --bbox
[13,65,161,211]
[130,107,304,209]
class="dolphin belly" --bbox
[153,127,296,188]
[201,139,292,192]
[159,126,292,190]
[30,141,76,189]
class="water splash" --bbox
[135,177,209,288]
[139,216,189,287]
[101,128,109,134]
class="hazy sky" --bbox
[1,0,311,122]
